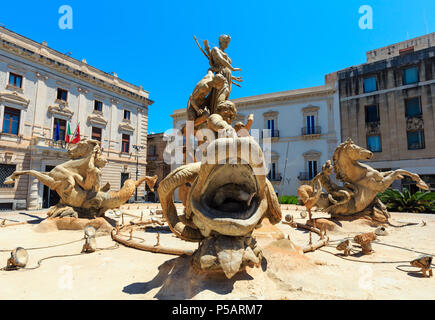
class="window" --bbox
[94,100,103,112]
[53,118,66,141]
[266,119,278,137]
[365,105,379,123]
[367,135,382,152]
[407,130,425,150]
[124,110,131,120]
[121,172,130,188]
[267,163,277,181]
[364,76,377,93]
[267,119,275,131]
[2,107,20,135]
[121,134,130,153]
[91,127,102,142]
[0,164,17,188]
[9,73,23,88]
[149,145,156,156]
[306,115,316,134]
[308,160,318,180]
[405,97,421,118]
[57,88,68,101]
[403,67,418,85]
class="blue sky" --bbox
[1,0,433,133]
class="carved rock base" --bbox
[35,217,115,234]
[191,235,263,279]
[46,203,102,219]
[330,197,390,223]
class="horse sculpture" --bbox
[299,138,429,221]
[5,139,158,218]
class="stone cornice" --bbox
[232,86,336,108]
[170,86,335,121]
[0,91,30,107]
[87,112,108,127]
[48,104,74,119]
[170,108,187,120]
[263,110,278,118]
[0,27,154,107]
[119,121,135,133]
[303,150,322,158]
[302,105,320,113]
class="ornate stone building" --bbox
[0,27,153,210]
[170,76,341,196]
[338,33,435,192]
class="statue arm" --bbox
[232,75,243,82]
[208,114,233,132]
[212,48,241,72]
[244,114,254,131]
[188,96,202,115]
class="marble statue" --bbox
[5,139,157,218]
[158,35,282,279]
[298,138,429,222]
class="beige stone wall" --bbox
[340,61,435,163]
[339,45,435,183]
[101,158,147,196]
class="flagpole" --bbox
[71,122,80,144]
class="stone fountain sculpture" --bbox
[298,138,429,222]
[158,35,282,279]
[5,139,157,218]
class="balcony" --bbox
[298,172,315,181]
[29,136,68,150]
[261,130,280,139]
[301,126,321,136]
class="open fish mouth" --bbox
[189,163,266,237]
[201,164,258,219]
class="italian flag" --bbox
[66,122,72,143]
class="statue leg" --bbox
[389,170,429,190]
[4,170,56,189]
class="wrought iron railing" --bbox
[261,130,280,139]
[268,174,282,182]
[301,126,321,136]
[298,172,316,181]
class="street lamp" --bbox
[132,144,145,202]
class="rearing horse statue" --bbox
[5,139,158,218]
[308,139,429,221]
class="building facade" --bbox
[170,77,341,197]
[338,33,435,192]
[146,132,171,202]
[0,27,153,210]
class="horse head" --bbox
[67,139,100,160]
[341,138,373,161]
[333,138,373,183]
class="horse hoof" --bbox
[417,181,429,190]
[3,178,14,184]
